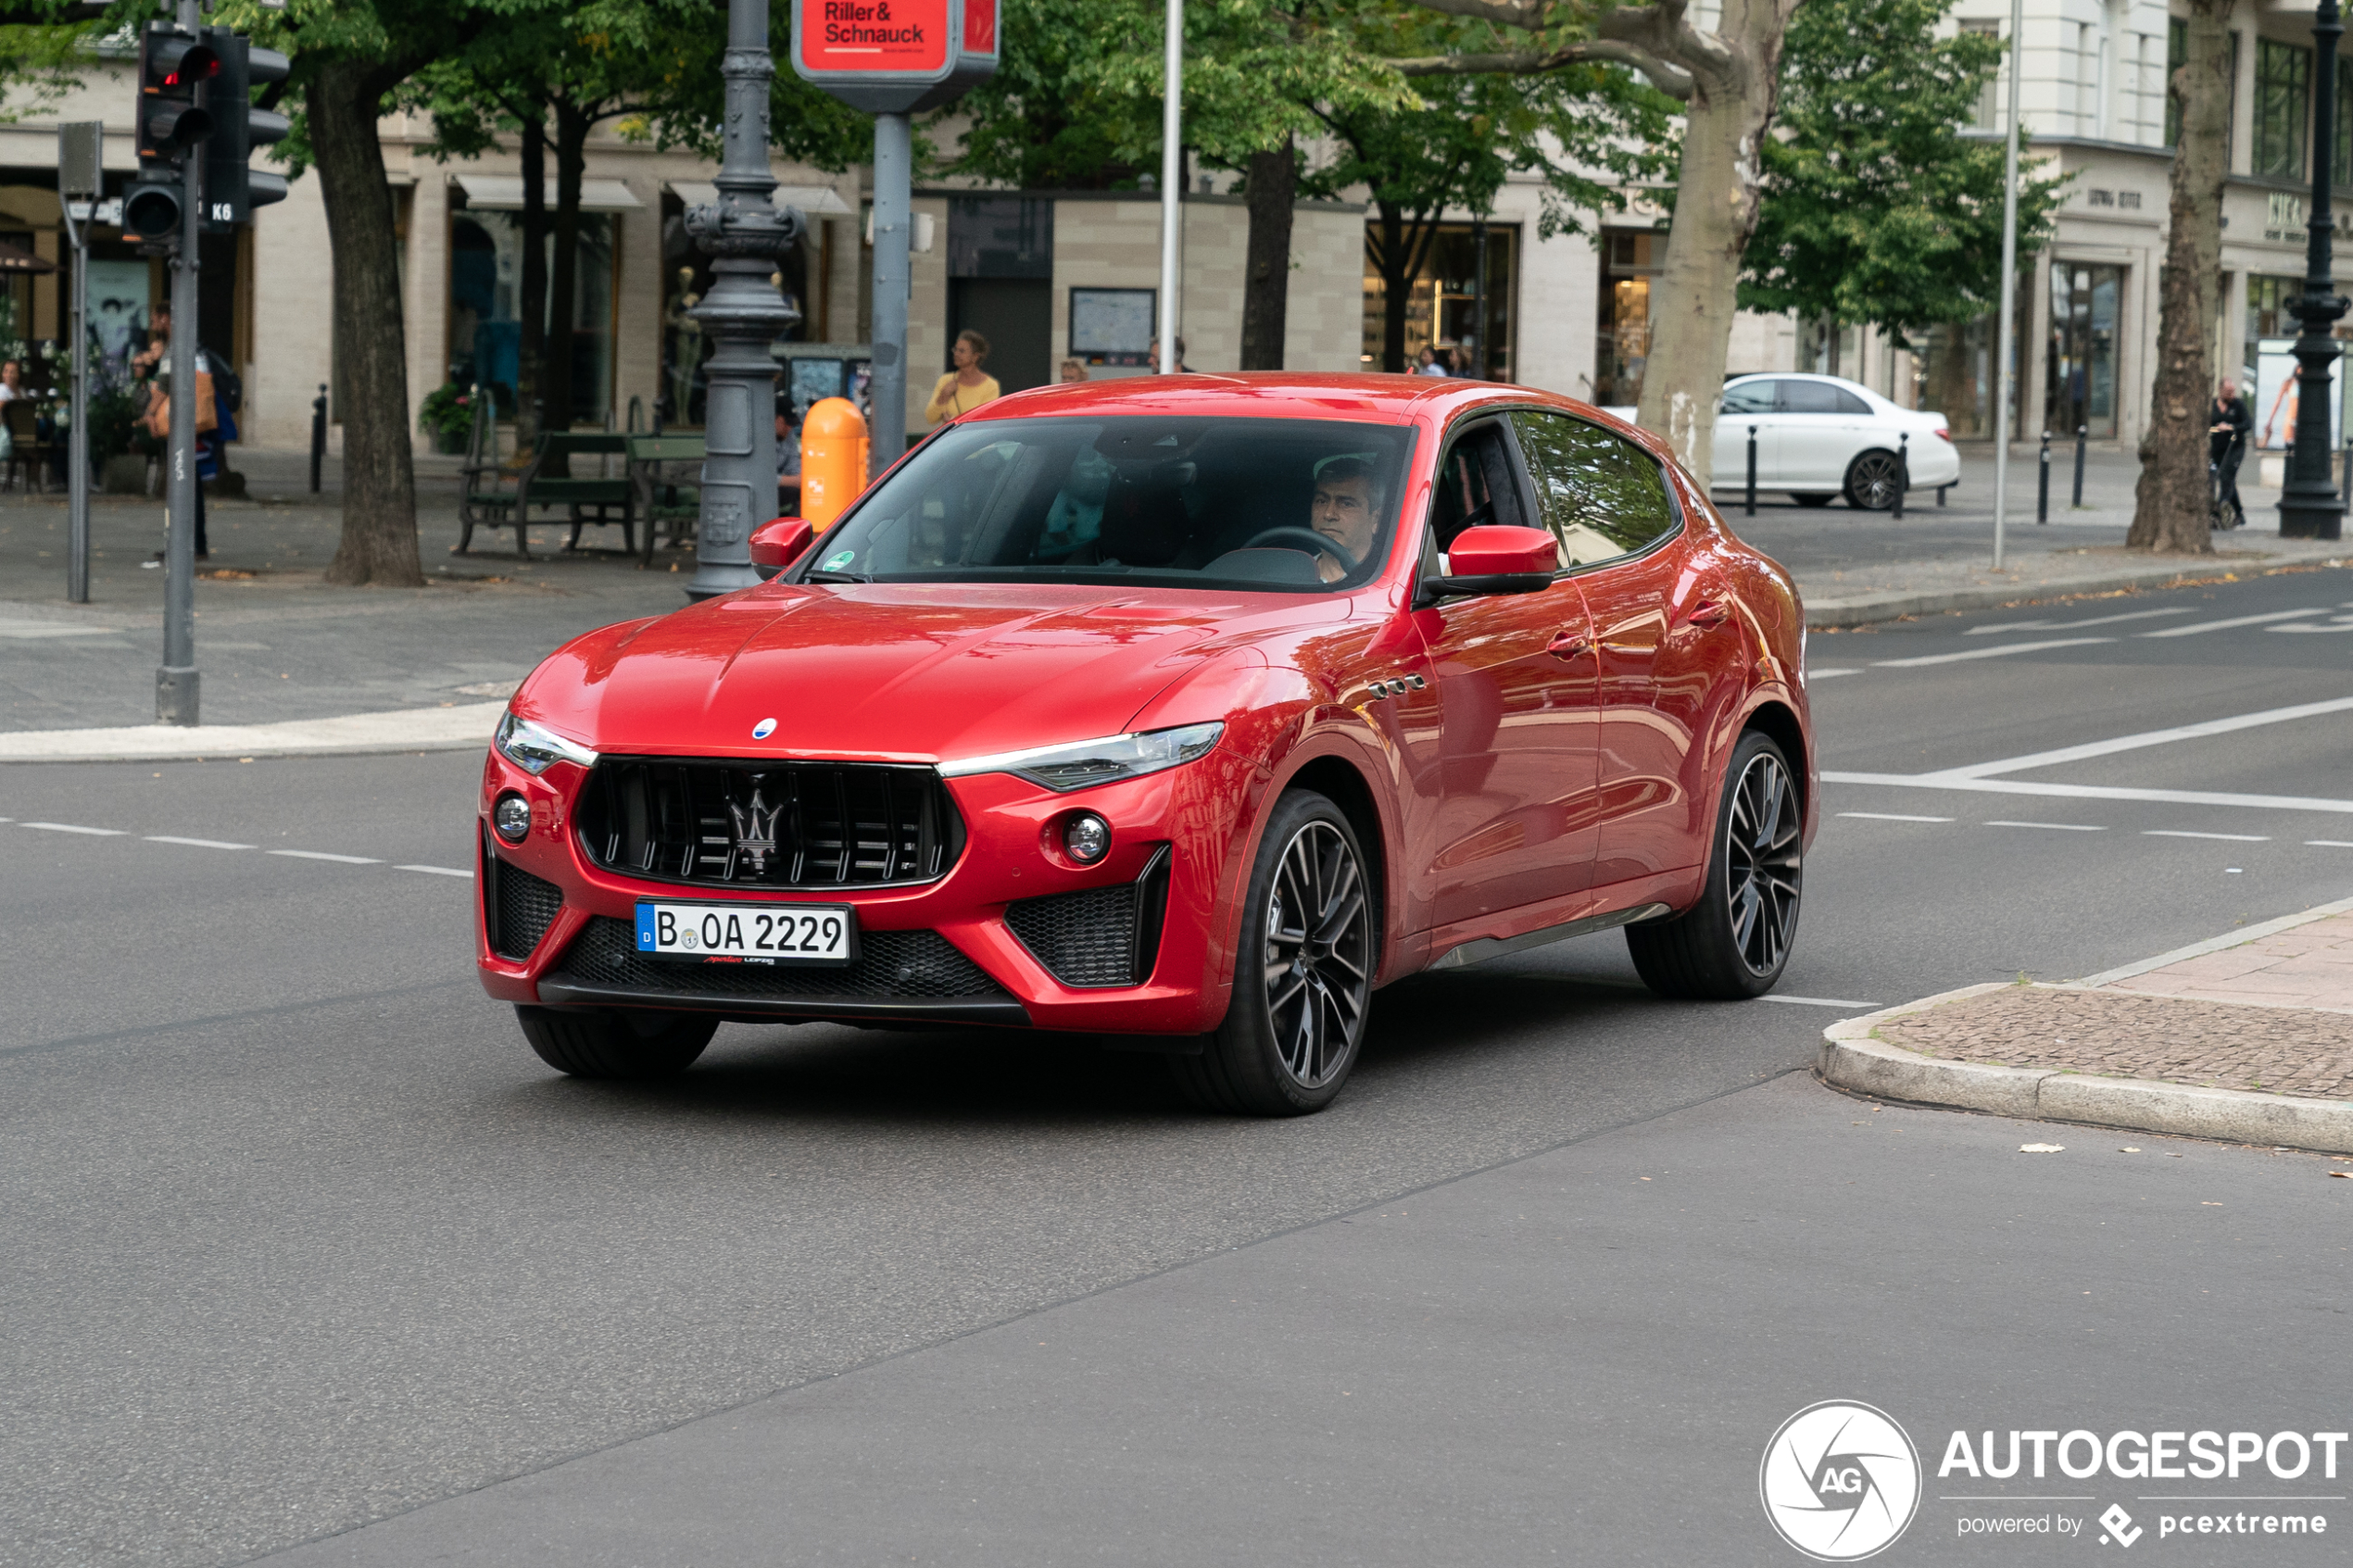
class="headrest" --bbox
[1099,482,1192,567]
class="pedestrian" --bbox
[775,405,802,516]
[131,306,170,382]
[924,330,1000,426]
[141,337,221,561]
[1147,336,1189,373]
[2209,377,2252,521]
[0,358,21,403]
[1059,358,1088,383]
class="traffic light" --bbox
[202,30,290,231]
[135,22,218,169]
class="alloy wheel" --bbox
[1724,750,1802,976]
[1848,451,1902,509]
[1260,821,1372,1089]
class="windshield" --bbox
[796,416,1416,592]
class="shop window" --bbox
[1360,221,1516,380]
[1593,229,1659,406]
[2046,263,2123,441]
[447,204,618,424]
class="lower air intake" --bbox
[491,857,563,960]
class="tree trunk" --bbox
[1372,201,1439,373]
[308,61,422,588]
[515,110,547,458]
[1635,0,1797,488]
[545,96,588,435]
[1240,135,1296,370]
[2129,0,2234,554]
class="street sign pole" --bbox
[1159,0,1181,374]
[684,0,804,601]
[1989,0,2025,569]
[869,111,911,464]
[157,0,204,725]
[57,121,100,606]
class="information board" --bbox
[791,0,997,112]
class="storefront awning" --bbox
[0,238,56,273]
[666,181,855,217]
[453,174,644,212]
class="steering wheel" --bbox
[1240,526,1359,575]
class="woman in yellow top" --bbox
[925,330,1000,426]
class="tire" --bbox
[516,1005,719,1078]
[1625,730,1803,1000]
[1792,493,1836,508]
[1843,449,1903,510]
[1170,790,1377,1116]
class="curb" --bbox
[1800,549,2350,629]
[0,701,506,764]
[1817,984,2353,1155]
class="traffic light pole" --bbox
[157,0,202,724]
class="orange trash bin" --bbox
[799,396,870,533]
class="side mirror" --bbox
[1417,523,1557,604]
[749,516,815,570]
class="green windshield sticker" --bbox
[822,548,856,571]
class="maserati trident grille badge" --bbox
[751,717,778,739]
[729,783,782,874]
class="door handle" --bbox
[1547,630,1592,660]
[1685,599,1731,631]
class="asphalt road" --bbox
[5,561,2351,1567]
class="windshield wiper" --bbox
[803,569,872,583]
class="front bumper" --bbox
[473,742,1256,1035]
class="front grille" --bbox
[548,917,1010,1002]
[576,758,964,890]
[1004,847,1171,988]
[490,855,563,960]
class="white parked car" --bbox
[1604,372,1961,510]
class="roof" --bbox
[964,371,1546,425]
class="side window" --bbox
[1720,379,1777,416]
[1777,379,1844,414]
[1428,420,1532,552]
[1507,408,1677,569]
[1832,387,1871,415]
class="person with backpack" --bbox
[141,338,237,561]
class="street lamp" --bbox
[684,0,804,599]
[2281,0,2350,539]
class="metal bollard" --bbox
[2341,433,2350,505]
[2071,422,2086,508]
[309,383,327,494]
[1894,433,1908,519]
[2037,430,2051,524]
[1745,423,1757,518]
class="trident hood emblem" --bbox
[729,782,782,874]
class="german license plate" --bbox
[634,901,856,965]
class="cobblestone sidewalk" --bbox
[1873,909,2353,1104]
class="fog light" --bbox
[1063,811,1111,864]
[493,792,533,844]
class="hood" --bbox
[517,583,1342,762]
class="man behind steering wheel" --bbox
[1308,458,1384,582]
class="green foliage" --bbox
[626,0,873,172]
[86,381,142,465]
[1740,0,2067,337]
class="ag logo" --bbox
[1760,1400,1921,1561]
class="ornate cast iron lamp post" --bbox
[2281,0,2349,539]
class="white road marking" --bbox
[1823,771,2353,814]
[2137,608,2330,637]
[2309,840,2353,847]
[1931,693,2353,779]
[1807,668,1862,679]
[1871,636,2115,669]
[1759,995,1882,1009]
[2144,829,2270,842]
[1838,811,1955,822]
[2268,616,2353,633]
[145,835,255,849]
[21,822,123,835]
[0,621,125,639]
[1985,820,2107,831]
[1966,607,2194,635]
[267,849,384,865]
[396,864,473,878]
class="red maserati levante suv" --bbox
[476,374,1815,1114]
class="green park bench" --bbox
[626,432,705,567]
[516,432,636,557]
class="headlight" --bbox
[939,721,1224,793]
[494,711,598,775]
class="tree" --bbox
[1740,0,2063,352]
[1394,0,1803,486]
[225,0,524,588]
[2129,0,2235,555]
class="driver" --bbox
[1308,458,1384,582]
